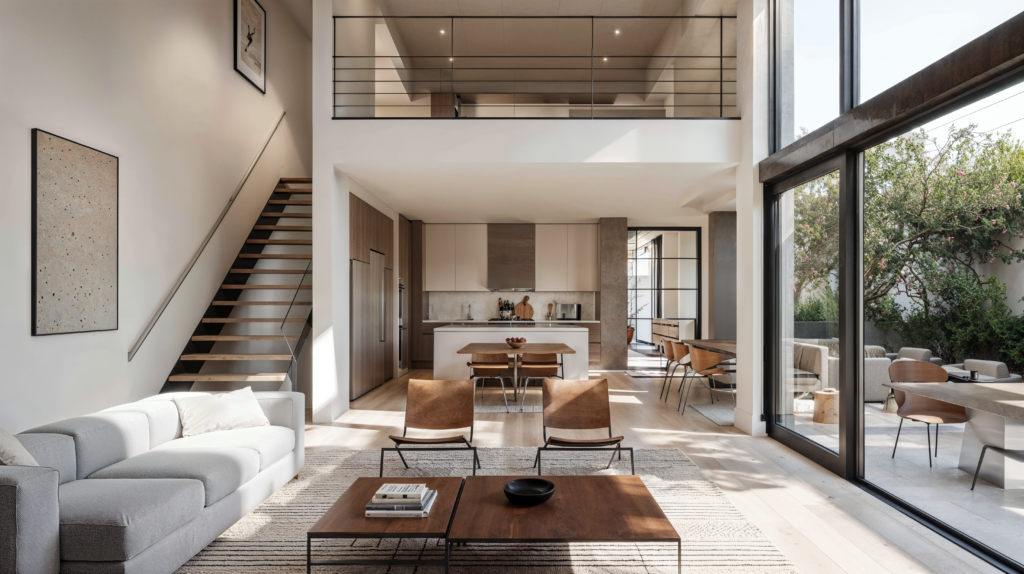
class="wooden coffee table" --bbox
[306,477,463,573]
[447,475,681,573]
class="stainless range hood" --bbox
[487,224,535,291]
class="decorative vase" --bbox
[627,327,635,343]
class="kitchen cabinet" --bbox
[535,224,568,291]
[424,224,456,291]
[568,224,600,291]
[349,194,393,268]
[350,252,394,400]
[455,224,488,291]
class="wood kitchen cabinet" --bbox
[455,224,488,291]
[568,224,600,291]
[424,224,456,291]
[535,224,568,291]
[350,194,393,268]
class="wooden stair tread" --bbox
[267,200,312,205]
[237,254,311,259]
[261,212,311,218]
[273,188,312,193]
[220,284,312,289]
[211,301,310,306]
[181,353,293,360]
[168,373,288,382]
[190,334,299,341]
[229,269,311,274]
[279,177,312,183]
[245,239,312,245]
[201,318,306,323]
[253,225,312,231]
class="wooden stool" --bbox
[812,389,839,423]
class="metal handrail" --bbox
[280,260,313,392]
[128,110,286,361]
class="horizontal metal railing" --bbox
[333,16,737,119]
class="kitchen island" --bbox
[433,324,589,381]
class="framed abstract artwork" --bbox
[234,0,266,94]
[31,129,118,335]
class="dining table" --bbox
[883,381,1024,488]
[456,342,576,386]
[681,339,737,357]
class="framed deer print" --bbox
[234,0,266,93]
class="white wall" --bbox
[0,0,312,433]
[734,0,770,436]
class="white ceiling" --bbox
[340,162,737,223]
[375,0,737,17]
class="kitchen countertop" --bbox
[424,320,599,324]
[435,324,587,330]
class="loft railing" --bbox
[279,261,313,392]
[333,17,737,119]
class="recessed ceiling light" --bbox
[615,29,620,34]
[449,57,454,61]
[440,29,445,34]
[603,57,608,61]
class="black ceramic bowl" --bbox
[503,478,555,505]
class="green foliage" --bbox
[794,286,838,322]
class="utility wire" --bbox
[985,115,1024,134]
[925,88,1024,133]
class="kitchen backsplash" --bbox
[427,292,597,321]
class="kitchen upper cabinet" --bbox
[424,224,456,291]
[455,224,488,291]
[350,194,393,268]
[568,224,600,291]
[535,224,568,291]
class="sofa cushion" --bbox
[153,426,294,471]
[172,387,270,438]
[102,401,182,449]
[89,448,259,506]
[896,347,932,362]
[58,478,202,562]
[24,412,150,479]
[16,434,76,484]
[0,426,38,467]
[963,359,1011,379]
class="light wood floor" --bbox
[305,369,998,574]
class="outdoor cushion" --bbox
[896,347,932,362]
[24,412,150,479]
[964,359,1011,379]
[102,400,182,449]
[865,345,888,359]
[58,478,203,562]
[89,448,259,506]
[152,426,294,471]
[16,433,76,484]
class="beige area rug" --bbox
[177,448,796,573]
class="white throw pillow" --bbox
[173,387,270,437]
[0,426,39,466]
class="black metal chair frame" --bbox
[516,355,564,412]
[892,418,942,468]
[532,426,635,475]
[471,373,513,412]
[971,445,1024,490]
[380,425,481,477]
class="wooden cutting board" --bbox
[515,296,534,319]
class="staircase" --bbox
[161,177,313,393]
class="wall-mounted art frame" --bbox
[31,129,118,336]
[234,0,267,94]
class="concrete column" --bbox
[735,0,770,436]
[708,212,737,339]
[599,218,628,370]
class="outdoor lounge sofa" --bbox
[945,359,1022,383]
[0,391,304,574]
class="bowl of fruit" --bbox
[506,337,527,349]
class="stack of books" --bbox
[365,483,437,518]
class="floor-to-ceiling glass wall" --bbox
[860,78,1024,566]
[770,170,841,453]
[627,229,701,367]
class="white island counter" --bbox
[433,324,590,381]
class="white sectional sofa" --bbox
[0,391,304,574]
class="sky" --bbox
[792,0,1024,145]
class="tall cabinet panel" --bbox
[425,224,456,291]
[568,224,600,291]
[455,224,489,291]
[350,193,396,400]
[535,224,568,291]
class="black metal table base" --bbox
[307,535,450,573]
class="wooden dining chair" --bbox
[666,341,693,401]
[380,379,481,476]
[659,340,682,401]
[468,352,513,412]
[889,361,966,468]
[679,347,729,415]
[517,353,560,412]
[533,378,634,475]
